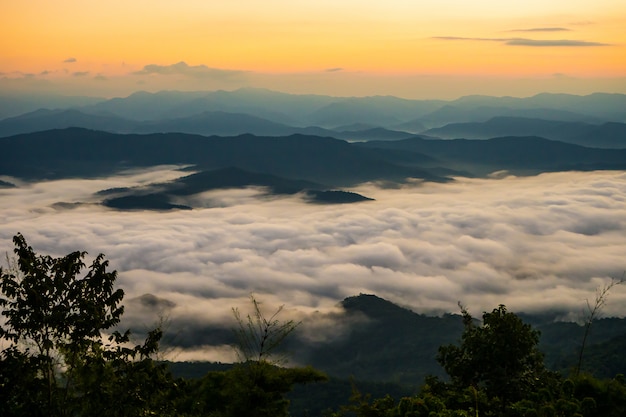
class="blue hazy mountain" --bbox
[357,135,626,176]
[0,93,105,120]
[423,117,626,148]
[3,89,625,136]
[0,108,138,137]
[0,107,416,142]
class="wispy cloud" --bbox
[325,68,343,72]
[72,71,89,77]
[433,36,506,42]
[133,61,246,79]
[433,36,610,47]
[507,39,610,47]
[63,57,77,63]
[509,28,570,33]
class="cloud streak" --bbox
[1,169,626,358]
[433,36,610,47]
[506,39,610,47]
[132,61,246,79]
[509,28,571,33]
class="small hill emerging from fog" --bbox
[100,167,374,210]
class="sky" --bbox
[1,169,625,360]
[1,0,626,99]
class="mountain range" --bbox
[2,126,626,199]
[423,116,626,148]
[2,89,625,127]
[0,108,417,142]
[1,89,625,210]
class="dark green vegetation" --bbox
[0,235,326,417]
[326,306,626,417]
[2,236,626,416]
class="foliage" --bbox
[3,236,626,417]
[0,237,326,416]
[232,295,300,364]
[225,295,327,417]
[327,304,626,417]
[0,234,175,416]
[437,304,552,408]
[576,275,624,376]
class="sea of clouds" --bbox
[1,168,625,361]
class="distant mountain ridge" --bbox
[2,89,624,136]
[0,108,415,142]
[358,135,626,176]
[0,128,447,185]
[423,116,626,148]
[2,128,625,185]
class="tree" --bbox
[0,234,174,417]
[576,275,624,377]
[437,304,552,410]
[217,295,327,417]
[232,295,300,364]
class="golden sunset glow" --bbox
[2,0,625,98]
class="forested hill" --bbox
[0,128,443,185]
[169,294,626,385]
[3,128,626,187]
[296,294,626,384]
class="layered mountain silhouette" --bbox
[0,108,414,142]
[0,128,445,185]
[2,90,625,211]
[358,136,626,176]
[423,117,626,148]
[3,89,624,135]
[2,128,625,184]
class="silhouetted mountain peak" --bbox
[341,294,416,319]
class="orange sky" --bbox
[1,1,625,98]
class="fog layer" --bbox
[1,169,625,359]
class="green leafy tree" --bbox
[0,234,175,417]
[437,304,552,410]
